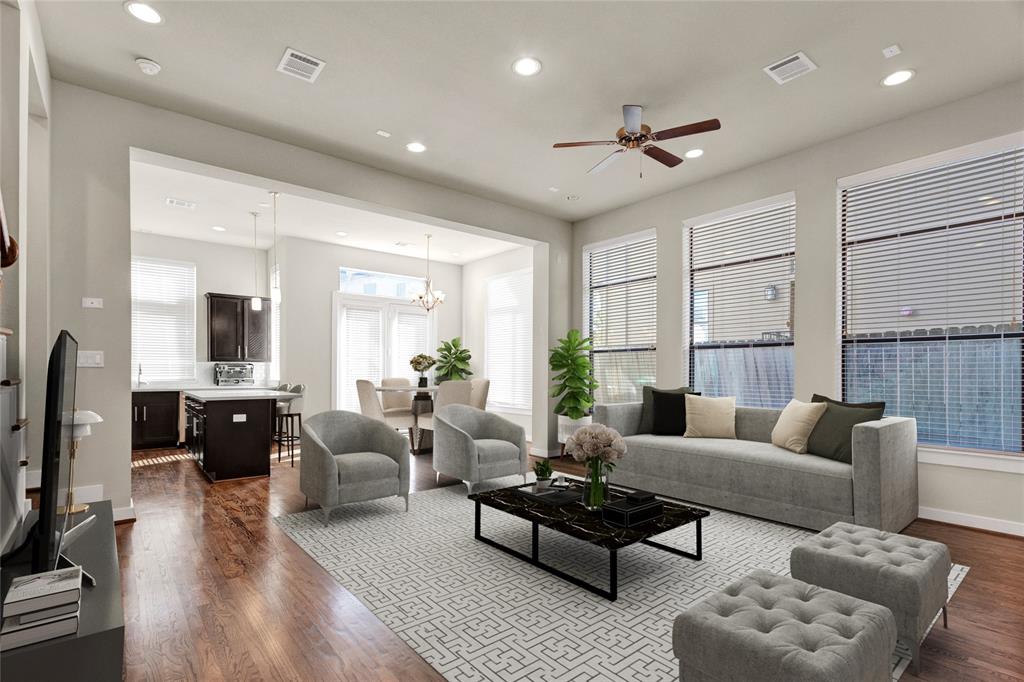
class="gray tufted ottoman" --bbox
[674,569,896,681]
[790,522,951,675]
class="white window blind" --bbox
[338,305,384,411]
[688,199,795,408]
[390,307,430,383]
[585,235,657,403]
[131,257,196,382]
[841,146,1024,453]
[486,269,533,411]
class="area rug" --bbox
[275,479,968,682]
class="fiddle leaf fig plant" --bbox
[435,337,474,381]
[549,329,599,420]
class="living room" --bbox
[0,2,1021,681]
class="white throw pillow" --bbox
[772,399,829,453]
[683,395,736,439]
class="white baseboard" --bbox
[918,506,1024,537]
[113,498,136,522]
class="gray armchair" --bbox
[433,404,528,493]
[300,410,410,525]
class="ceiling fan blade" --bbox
[642,145,684,168]
[553,140,618,148]
[651,118,721,141]
[587,148,626,174]
[623,104,643,134]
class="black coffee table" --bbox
[469,482,709,601]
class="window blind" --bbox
[688,199,796,408]
[486,269,533,410]
[585,235,657,404]
[391,307,430,384]
[131,257,196,382]
[841,146,1024,453]
[338,305,384,411]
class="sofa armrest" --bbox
[593,402,642,437]
[852,417,918,532]
[434,414,479,481]
[364,418,410,496]
[299,425,340,508]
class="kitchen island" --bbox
[183,389,296,481]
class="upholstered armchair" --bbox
[433,404,528,493]
[300,410,410,525]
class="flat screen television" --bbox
[32,330,78,573]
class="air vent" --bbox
[763,51,817,85]
[165,197,196,210]
[276,47,326,83]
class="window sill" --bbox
[918,447,1024,475]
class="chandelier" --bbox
[413,234,445,312]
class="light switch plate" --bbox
[77,350,104,368]
[82,297,104,309]
[232,414,247,422]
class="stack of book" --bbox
[1,566,82,651]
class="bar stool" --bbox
[275,384,303,466]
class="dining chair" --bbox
[356,379,386,421]
[416,380,473,437]
[470,378,490,410]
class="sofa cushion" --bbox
[475,438,520,465]
[651,389,692,436]
[808,395,886,464]
[619,435,854,515]
[639,386,696,434]
[683,394,736,439]
[334,451,399,484]
[772,399,828,453]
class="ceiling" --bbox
[129,159,522,263]
[41,2,1024,221]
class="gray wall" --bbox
[49,80,571,513]
[572,79,1024,529]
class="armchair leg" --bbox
[435,470,440,484]
[322,507,331,526]
[464,480,474,495]
[304,495,308,509]
[404,494,410,512]
[522,473,528,485]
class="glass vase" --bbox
[582,459,607,510]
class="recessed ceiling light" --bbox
[335,231,349,237]
[258,202,270,208]
[375,129,392,138]
[547,186,559,192]
[124,1,162,24]
[512,57,543,77]
[135,58,161,76]
[881,70,914,87]
[565,194,581,202]
[211,225,226,232]
[684,149,704,159]
[394,241,411,247]
[406,142,426,153]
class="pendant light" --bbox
[413,234,445,312]
[250,211,262,312]
[270,191,281,304]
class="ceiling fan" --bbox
[553,105,721,175]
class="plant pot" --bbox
[534,478,551,491]
[557,415,592,444]
[418,375,428,388]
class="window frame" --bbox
[130,255,197,383]
[484,267,533,413]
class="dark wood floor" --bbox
[119,449,1024,681]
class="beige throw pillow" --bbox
[772,399,829,453]
[683,395,737,439]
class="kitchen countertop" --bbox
[133,385,275,392]
[183,389,298,402]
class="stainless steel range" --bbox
[214,362,255,386]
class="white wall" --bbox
[276,235,462,418]
[572,79,1024,533]
[48,80,571,513]
[461,246,534,438]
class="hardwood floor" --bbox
[119,449,1024,681]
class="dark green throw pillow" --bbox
[651,389,700,436]
[807,394,886,464]
[639,386,696,434]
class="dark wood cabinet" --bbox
[132,391,180,449]
[206,293,272,362]
[186,397,272,481]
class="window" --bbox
[336,303,385,411]
[269,265,281,381]
[841,145,1023,454]
[390,307,430,384]
[687,196,796,408]
[131,257,196,382]
[584,234,657,404]
[339,267,425,299]
[486,269,533,411]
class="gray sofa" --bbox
[594,402,918,532]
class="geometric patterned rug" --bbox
[275,477,968,682]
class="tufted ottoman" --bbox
[790,521,951,675]
[674,569,896,681]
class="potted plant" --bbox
[549,329,599,443]
[564,424,626,510]
[435,337,473,382]
[409,353,436,387]
[533,458,553,490]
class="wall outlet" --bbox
[232,414,247,423]
[77,350,104,368]
[82,297,104,309]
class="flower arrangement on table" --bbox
[564,424,626,510]
[409,354,437,387]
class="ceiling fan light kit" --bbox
[554,104,721,176]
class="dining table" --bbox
[375,384,436,454]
